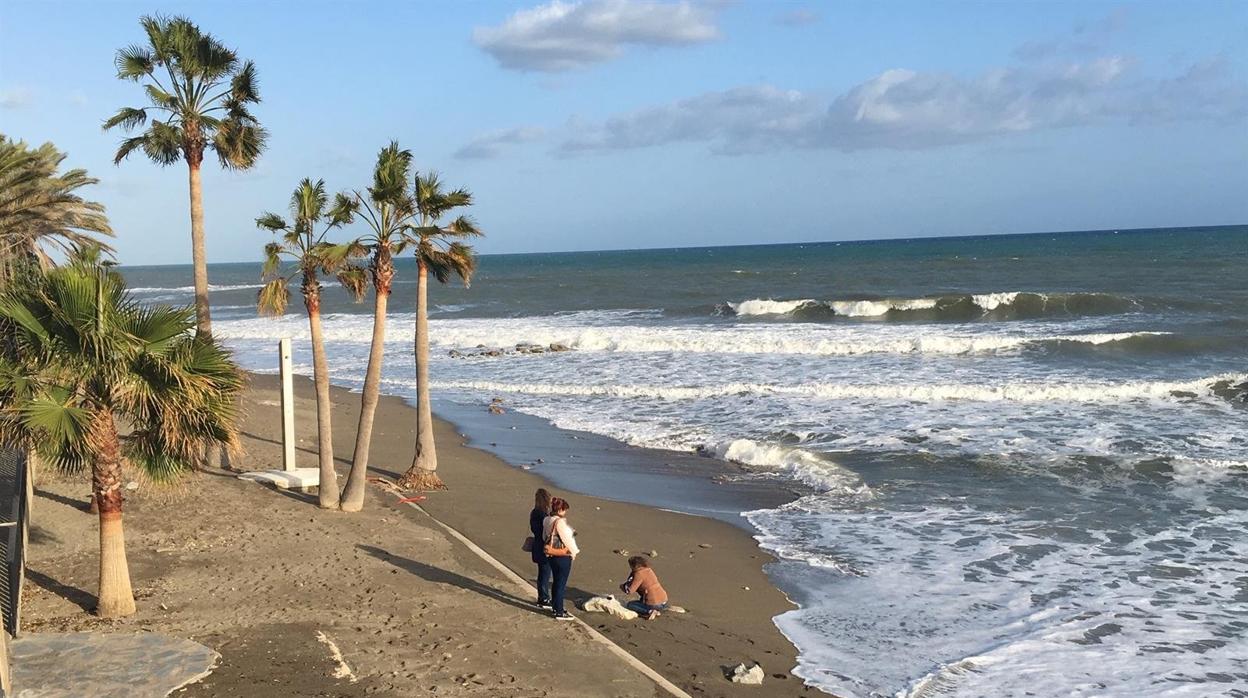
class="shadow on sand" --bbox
[357,544,551,616]
[26,568,96,612]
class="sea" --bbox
[123,225,1248,697]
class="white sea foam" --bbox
[130,282,266,293]
[707,439,873,496]
[970,291,1020,310]
[728,298,814,315]
[431,373,1245,404]
[214,312,1165,357]
[726,291,1134,318]
[828,298,939,316]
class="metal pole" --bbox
[279,338,296,472]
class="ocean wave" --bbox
[432,373,1247,404]
[130,282,266,293]
[217,313,1170,357]
[703,439,873,497]
[725,291,1142,320]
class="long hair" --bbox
[534,488,552,514]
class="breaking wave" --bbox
[213,313,1168,357]
[703,439,872,497]
[130,282,266,293]
[726,291,1142,320]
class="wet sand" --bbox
[22,372,814,696]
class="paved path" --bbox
[11,632,217,697]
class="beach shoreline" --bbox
[331,372,814,696]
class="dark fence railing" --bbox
[0,449,27,637]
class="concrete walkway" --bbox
[10,632,218,697]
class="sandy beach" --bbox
[22,371,810,696]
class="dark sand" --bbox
[22,372,814,696]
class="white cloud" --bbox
[67,90,88,107]
[473,0,720,72]
[560,85,815,154]
[558,54,1248,155]
[454,127,546,159]
[0,87,32,109]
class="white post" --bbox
[279,338,296,472]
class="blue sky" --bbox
[1,0,1245,265]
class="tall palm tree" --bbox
[103,14,266,338]
[337,142,415,512]
[257,179,366,510]
[396,173,480,492]
[0,137,114,283]
[0,254,243,618]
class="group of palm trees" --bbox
[0,14,481,619]
[253,147,479,509]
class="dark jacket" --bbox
[529,507,547,563]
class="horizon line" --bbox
[117,221,1247,269]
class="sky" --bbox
[1,0,1246,265]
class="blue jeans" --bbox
[535,558,553,604]
[626,600,668,616]
[549,555,573,614]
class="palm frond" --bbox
[230,60,260,103]
[255,212,287,232]
[256,277,289,316]
[102,107,149,132]
[212,119,266,170]
[370,141,413,204]
[328,192,357,227]
[114,44,155,80]
[292,178,327,227]
[335,266,368,302]
[444,215,482,237]
[143,121,185,166]
[260,241,284,277]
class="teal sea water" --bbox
[125,225,1248,697]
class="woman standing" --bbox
[543,497,579,620]
[530,488,553,608]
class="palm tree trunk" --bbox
[398,261,444,491]
[187,160,212,337]
[188,158,225,470]
[305,281,338,509]
[92,410,136,618]
[340,248,393,512]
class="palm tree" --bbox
[337,142,415,512]
[0,254,243,618]
[0,137,114,283]
[396,173,480,492]
[257,179,366,510]
[103,14,266,338]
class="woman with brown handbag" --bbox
[528,488,553,608]
[542,497,579,620]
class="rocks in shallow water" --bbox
[449,343,576,359]
[726,662,764,685]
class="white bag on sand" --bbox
[580,595,638,620]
